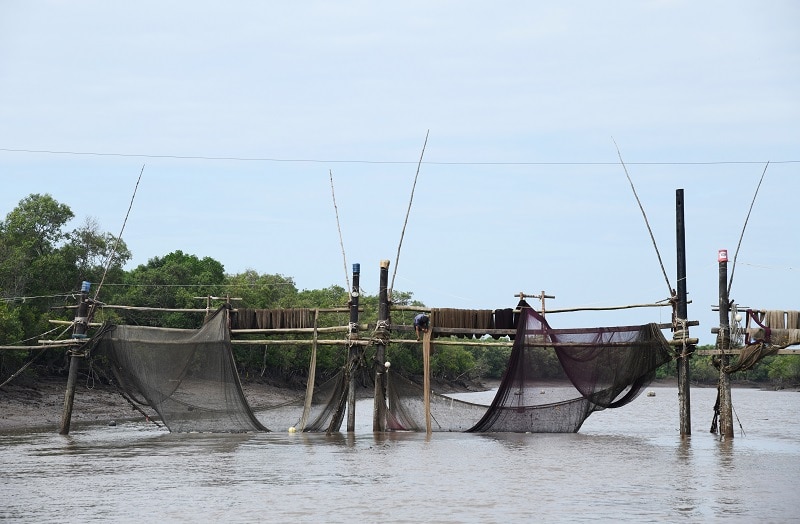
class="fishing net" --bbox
[248,370,349,433]
[384,301,673,433]
[95,305,353,433]
[94,306,268,432]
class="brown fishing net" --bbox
[95,301,672,434]
[385,301,673,433]
[94,306,267,432]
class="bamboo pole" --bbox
[391,302,673,314]
[230,339,370,346]
[231,325,360,334]
[68,304,355,314]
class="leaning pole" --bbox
[59,281,91,435]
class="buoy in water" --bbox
[288,426,296,433]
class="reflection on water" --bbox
[1,387,798,522]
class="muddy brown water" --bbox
[1,386,798,522]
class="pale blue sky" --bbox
[1,1,798,345]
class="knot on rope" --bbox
[372,319,391,345]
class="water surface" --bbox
[1,386,797,523]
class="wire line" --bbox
[1,147,797,166]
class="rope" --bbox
[329,170,350,292]
[673,317,691,358]
[92,359,163,428]
[0,323,76,388]
[93,165,144,304]
[0,347,47,388]
[0,292,75,303]
[372,319,391,345]
[728,161,769,297]
[390,130,429,299]
[613,138,674,296]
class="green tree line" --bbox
[2,193,798,388]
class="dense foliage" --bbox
[1,194,798,388]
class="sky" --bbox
[1,1,798,345]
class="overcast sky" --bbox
[1,1,798,345]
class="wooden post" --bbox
[346,263,360,433]
[423,310,433,435]
[59,281,91,435]
[373,260,390,432]
[675,189,693,436]
[716,250,734,438]
[514,291,554,313]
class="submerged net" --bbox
[386,301,673,433]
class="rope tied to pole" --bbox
[372,319,391,346]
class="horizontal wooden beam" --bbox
[48,319,103,327]
[231,325,361,335]
[695,349,800,356]
[63,305,357,314]
[230,339,370,347]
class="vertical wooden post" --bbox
[346,263,360,433]
[717,250,734,438]
[59,281,91,435]
[675,189,693,436]
[373,260,390,432]
[423,310,433,435]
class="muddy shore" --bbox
[0,378,309,433]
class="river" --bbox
[1,386,798,523]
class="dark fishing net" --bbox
[251,370,349,433]
[94,306,266,432]
[385,301,673,433]
[95,306,349,434]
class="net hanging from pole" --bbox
[94,306,346,433]
[384,300,673,433]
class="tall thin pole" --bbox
[373,260,390,432]
[717,250,734,438]
[675,189,692,436]
[59,281,90,435]
[346,263,360,432]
